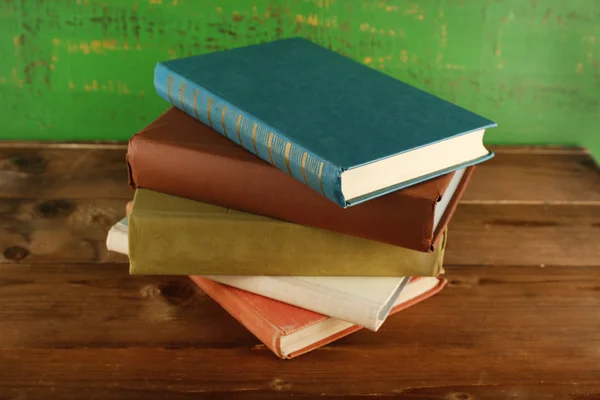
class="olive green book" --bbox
[128,189,447,276]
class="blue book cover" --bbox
[154,37,496,207]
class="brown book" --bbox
[127,108,474,252]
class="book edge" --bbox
[285,277,448,359]
[431,166,476,249]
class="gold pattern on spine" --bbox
[251,124,258,154]
[301,152,308,184]
[221,106,228,137]
[318,162,326,195]
[284,143,293,175]
[167,75,173,103]
[267,132,275,164]
[207,97,213,127]
[179,82,186,112]
[193,90,200,120]
[236,114,243,145]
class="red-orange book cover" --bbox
[191,276,446,359]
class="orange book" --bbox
[191,276,446,359]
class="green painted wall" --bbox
[1,0,599,154]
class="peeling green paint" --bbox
[0,0,598,150]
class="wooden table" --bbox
[1,143,600,399]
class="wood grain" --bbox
[1,264,600,397]
[0,146,131,199]
[1,386,600,400]
[445,203,600,266]
[464,151,600,203]
[0,197,128,264]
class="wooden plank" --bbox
[464,151,600,203]
[0,142,128,149]
[1,145,599,203]
[3,386,600,400]
[0,147,131,199]
[2,197,598,266]
[1,264,599,397]
[0,198,128,264]
[488,145,588,155]
[445,203,600,266]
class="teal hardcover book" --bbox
[154,37,496,207]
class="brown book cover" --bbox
[127,108,474,252]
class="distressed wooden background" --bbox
[0,0,599,154]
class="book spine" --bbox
[153,63,345,207]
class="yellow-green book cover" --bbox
[128,189,447,276]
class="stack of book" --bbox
[106,38,496,359]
